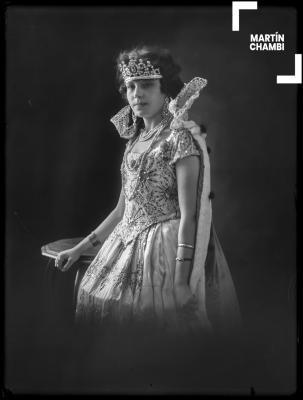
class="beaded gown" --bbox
[75,78,241,335]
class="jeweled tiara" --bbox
[119,58,163,83]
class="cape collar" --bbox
[110,77,208,139]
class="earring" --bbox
[131,110,138,125]
[161,96,171,118]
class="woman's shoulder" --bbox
[162,125,201,165]
[165,125,198,148]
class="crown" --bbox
[119,58,162,83]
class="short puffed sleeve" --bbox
[168,128,200,166]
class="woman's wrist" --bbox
[87,231,101,247]
[73,235,95,255]
[175,245,193,284]
[176,242,195,259]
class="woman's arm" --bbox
[72,187,125,255]
[56,185,125,271]
[175,155,200,286]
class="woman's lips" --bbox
[134,103,147,108]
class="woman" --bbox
[55,46,241,336]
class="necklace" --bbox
[127,114,172,168]
[139,115,171,142]
[122,114,173,199]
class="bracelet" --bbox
[176,257,193,262]
[178,243,195,249]
[88,232,101,247]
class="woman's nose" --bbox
[133,84,143,98]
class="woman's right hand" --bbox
[55,248,81,272]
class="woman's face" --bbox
[126,79,166,119]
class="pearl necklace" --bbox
[126,114,172,171]
[139,120,163,142]
[139,114,171,142]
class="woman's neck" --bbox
[142,112,163,132]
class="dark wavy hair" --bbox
[115,45,184,100]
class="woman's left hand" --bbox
[174,283,197,313]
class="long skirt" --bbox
[75,218,241,338]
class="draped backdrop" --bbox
[6,6,297,394]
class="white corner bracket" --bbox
[277,54,302,84]
[232,1,258,31]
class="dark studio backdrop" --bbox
[5,5,297,395]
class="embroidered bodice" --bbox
[111,128,200,247]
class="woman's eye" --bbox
[126,81,153,91]
[142,82,152,88]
